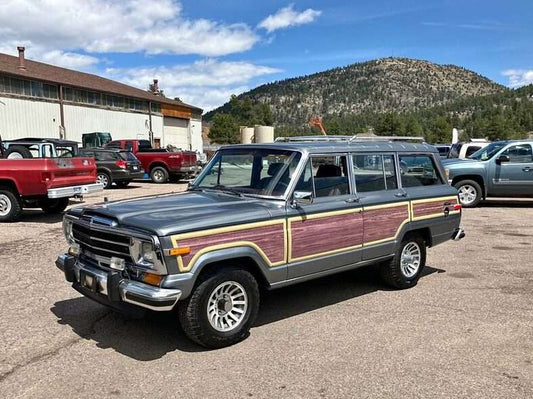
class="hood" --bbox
[441,158,479,167]
[72,191,280,237]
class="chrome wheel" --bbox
[96,173,109,187]
[458,184,477,206]
[153,170,164,182]
[207,281,248,332]
[400,242,421,278]
[0,194,12,216]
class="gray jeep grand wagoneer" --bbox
[57,136,465,348]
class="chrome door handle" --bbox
[523,167,532,172]
[394,192,407,198]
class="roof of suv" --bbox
[6,138,79,146]
[221,139,438,154]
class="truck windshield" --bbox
[194,149,301,198]
[469,142,506,160]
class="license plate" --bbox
[80,270,98,292]
[132,166,138,171]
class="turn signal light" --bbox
[169,247,191,256]
[143,272,163,286]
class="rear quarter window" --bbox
[399,154,443,187]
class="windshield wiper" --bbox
[213,185,245,197]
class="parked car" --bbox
[443,140,533,207]
[105,139,197,183]
[447,139,490,159]
[56,136,464,348]
[2,138,79,159]
[79,148,144,189]
[0,156,102,222]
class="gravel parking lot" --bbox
[1,182,532,398]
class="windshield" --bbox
[469,142,506,160]
[193,148,302,198]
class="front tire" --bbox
[0,187,22,222]
[40,197,70,214]
[380,235,426,289]
[454,179,482,208]
[178,268,260,349]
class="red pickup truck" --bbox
[0,157,102,222]
[105,139,197,183]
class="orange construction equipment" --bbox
[309,116,327,136]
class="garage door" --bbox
[163,117,189,150]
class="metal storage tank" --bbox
[241,127,254,144]
[254,125,274,143]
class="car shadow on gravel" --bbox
[480,199,533,208]
[51,265,442,360]
[19,209,66,224]
[255,264,442,327]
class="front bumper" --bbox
[48,183,103,199]
[56,254,181,312]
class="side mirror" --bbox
[292,191,313,207]
[496,154,510,164]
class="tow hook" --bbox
[453,228,465,241]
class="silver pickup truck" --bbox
[56,137,465,348]
[443,140,533,207]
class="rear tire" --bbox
[178,268,260,349]
[0,187,22,222]
[40,197,69,214]
[5,146,33,159]
[150,166,169,184]
[380,235,426,289]
[454,179,482,208]
[96,171,112,189]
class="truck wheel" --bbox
[96,172,112,189]
[115,180,130,188]
[5,146,33,159]
[40,198,70,214]
[454,179,482,207]
[150,166,169,184]
[178,268,260,349]
[380,234,426,289]
[0,187,22,222]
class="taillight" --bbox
[115,160,127,169]
[454,204,462,211]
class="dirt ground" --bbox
[1,182,532,398]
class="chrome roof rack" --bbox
[275,135,426,143]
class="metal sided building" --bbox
[0,47,203,152]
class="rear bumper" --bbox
[48,183,103,199]
[112,170,145,181]
[56,254,181,312]
[170,165,199,175]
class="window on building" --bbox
[0,75,57,99]
[399,155,443,187]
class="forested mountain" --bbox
[205,57,533,144]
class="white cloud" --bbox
[258,4,322,33]
[106,59,282,111]
[0,0,258,57]
[502,69,533,88]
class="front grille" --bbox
[72,223,133,263]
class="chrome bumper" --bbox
[48,183,104,199]
[56,254,181,312]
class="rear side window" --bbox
[95,151,118,161]
[353,154,397,192]
[119,151,138,161]
[465,146,481,158]
[295,155,350,198]
[399,155,443,187]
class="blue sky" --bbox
[1,0,532,110]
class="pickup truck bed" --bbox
[0,157,102,222]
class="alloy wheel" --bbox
[0,194,12,217]
[400,242,421,278]
[207,281,248,332]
